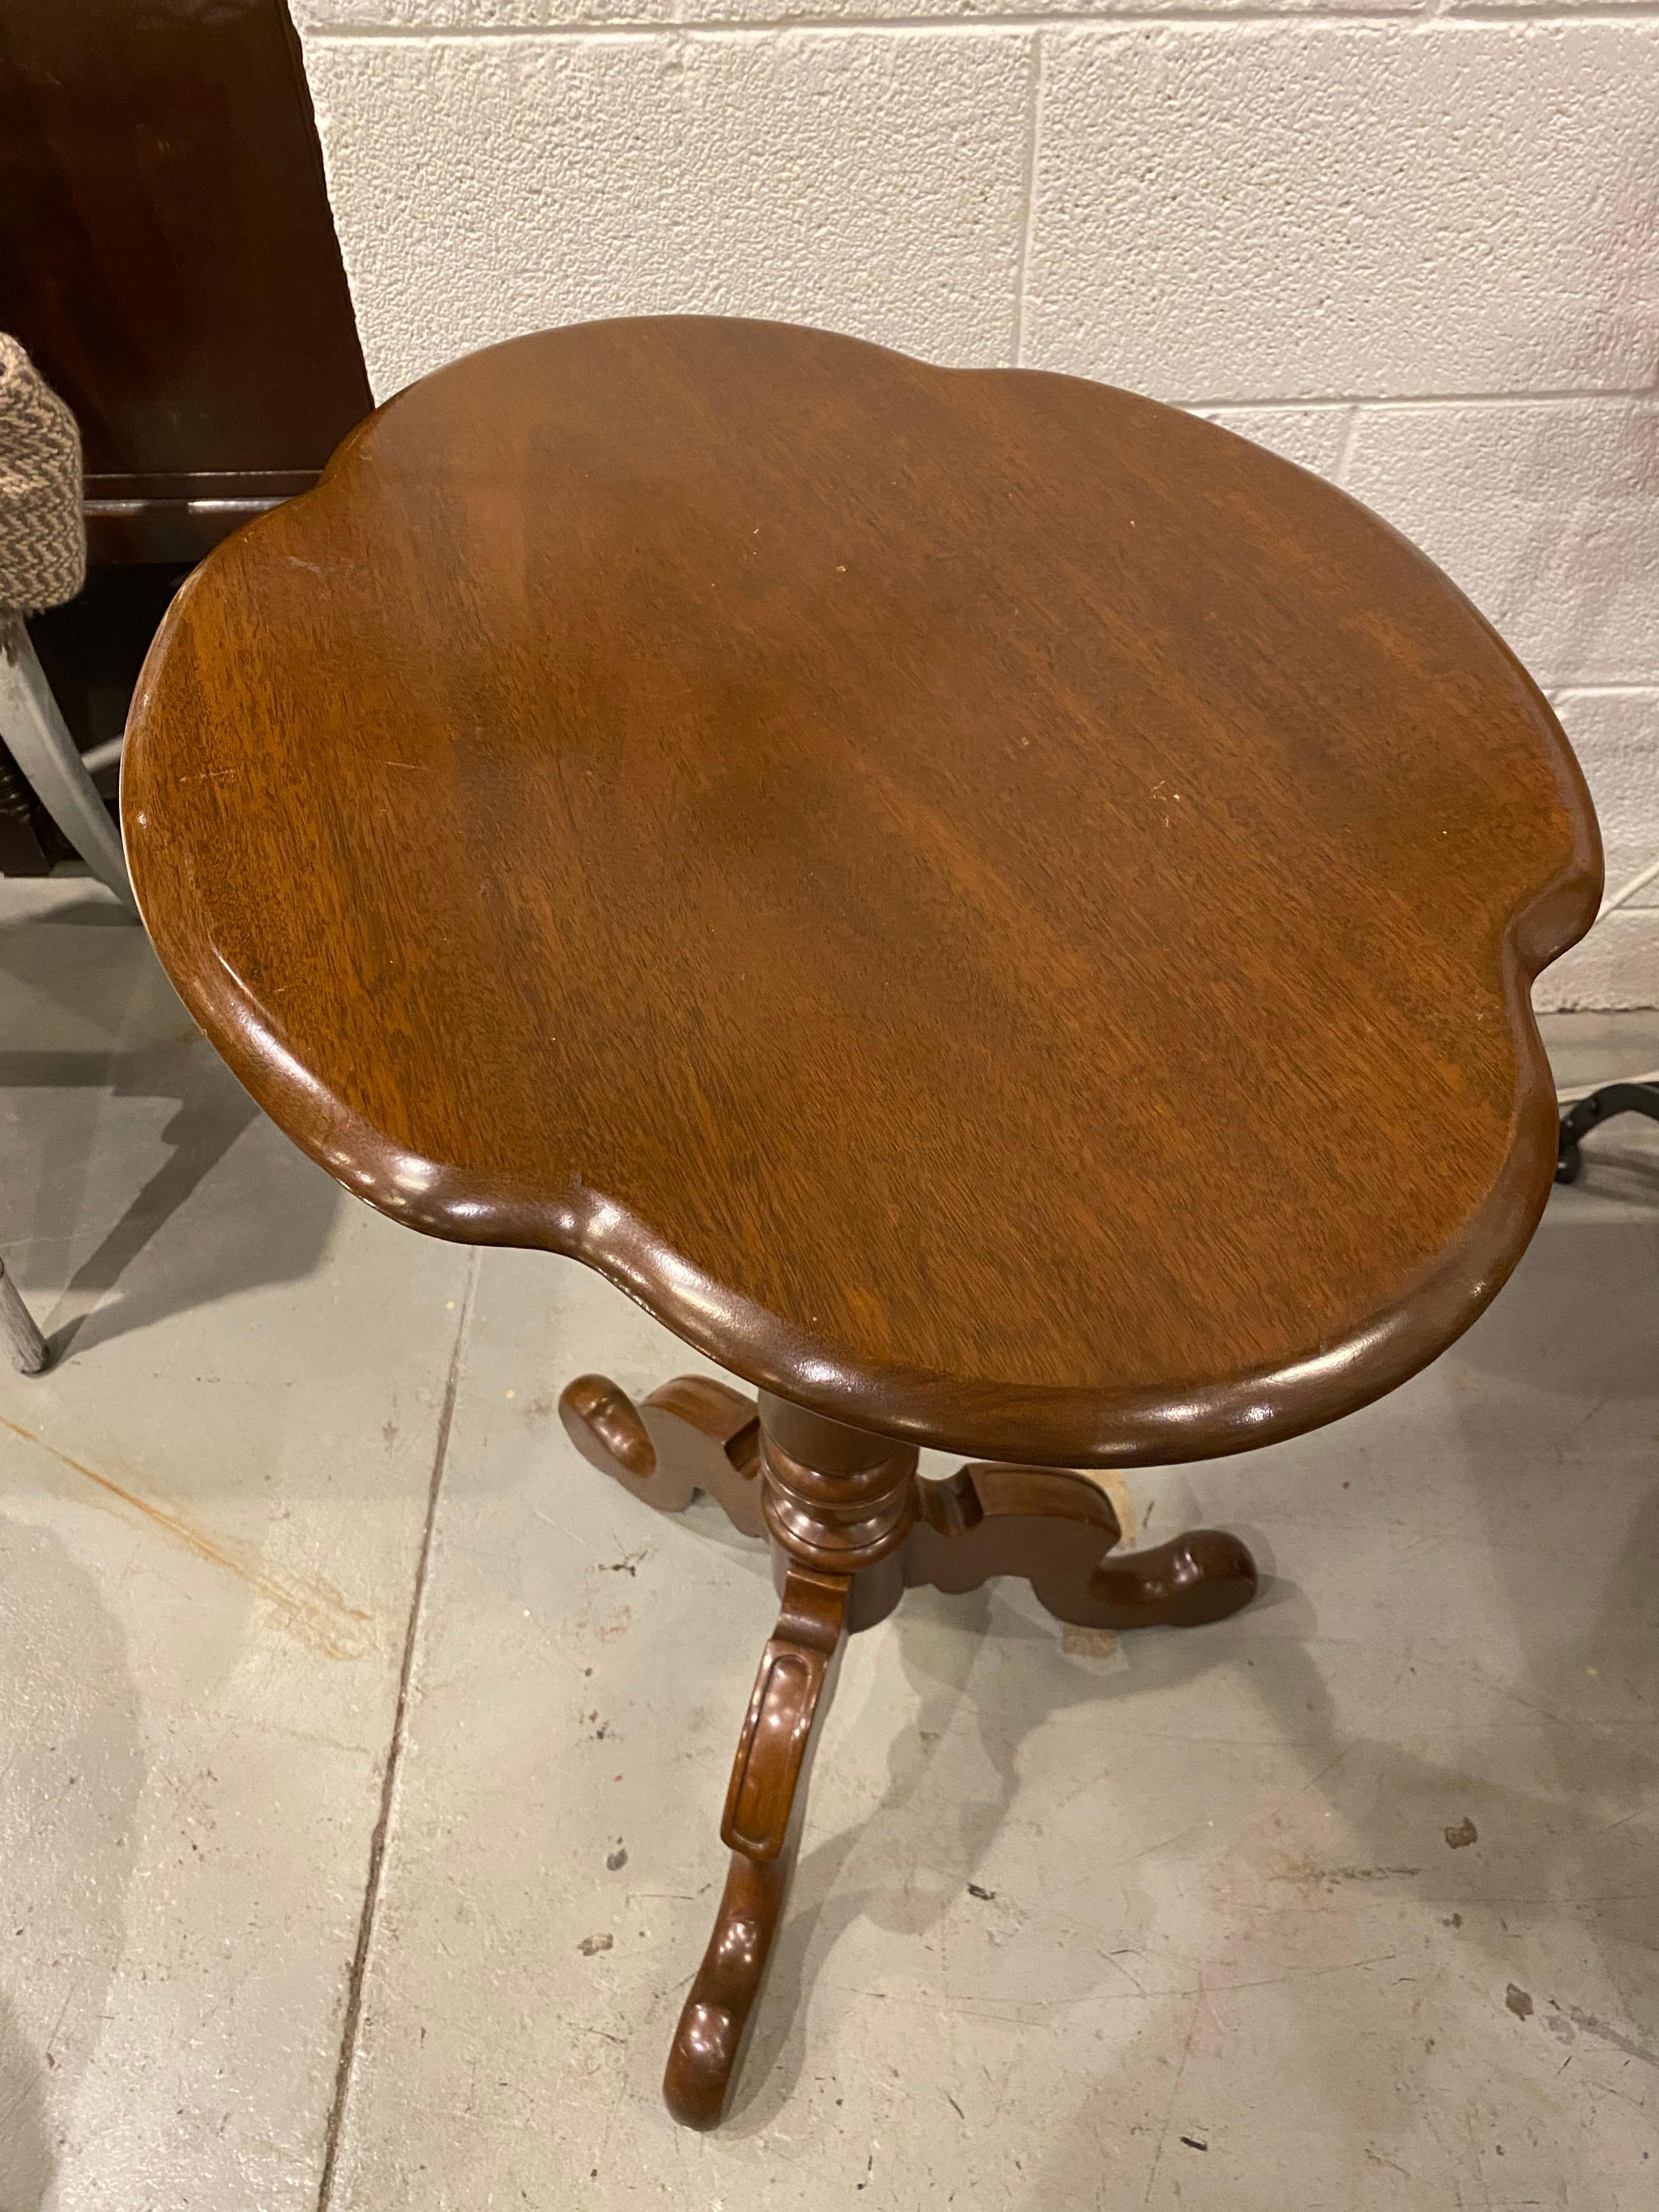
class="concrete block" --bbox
[301,30,1031,400]
[1448,0,1656,13]
[1024,23,1659,400]
[1534,909,1658,1012]
[1553,690,1659,910]
[294,0,1419,23]
[1190,404,1351,477]
[1341,399,1659,687]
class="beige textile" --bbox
[0,334,85,619]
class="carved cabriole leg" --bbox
[662,1564,849,2130]
[662,1397,918,2129]
[557,1373,764,1537]
[904,1464,1257,1629]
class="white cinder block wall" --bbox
[292,1,1659,1009]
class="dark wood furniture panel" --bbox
[0,0,371,564]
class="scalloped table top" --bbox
[122,317,1600,1465]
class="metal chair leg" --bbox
[0,622,138,915]
[1556,1080,1659,1183]
[0,1256,49,1375]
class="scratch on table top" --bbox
[0,1414,373,1660]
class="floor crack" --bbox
[315,1248,481,2209]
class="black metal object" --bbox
[1556,1082,1659,1183]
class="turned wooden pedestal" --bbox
[122,317,1600,2133]
[559,1373,1255,2125]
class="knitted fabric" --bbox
[0,334,86,618]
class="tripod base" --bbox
[560,1372,1259,2128]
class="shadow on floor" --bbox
[1458,1194,1659,2022]
[1014,1188,1659,2205]
[0,1517,145,2209]
[0,1987,54,2212]
[0,1037,338,1361]
[708,1183,1659,2191]
[0,893,340,1358]
[726,1560,1313,2135]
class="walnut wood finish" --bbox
[903,1464,1258,1630]
[560,1373,1257,1632]
[122,317,1599,1465]
[664,1393,930,2126]
[124,317,1598,2128]
[664,1562,850,2130]
[756,1392,919,1577]
[557,1372,763,1536]
[567,1370,1258,2124]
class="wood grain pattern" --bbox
[121,316,1601,1465]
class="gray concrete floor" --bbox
[0,873,1654,2211]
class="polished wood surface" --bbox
[904,1464,1257,1630]
[557,1369,1257,1631]
[122,317,1600,1463]
[617,1372,1259,2127]
[558,1370,764,1535]
[664,1561,850,2130]
[1,0,371,562]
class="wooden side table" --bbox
[121,318,1600,2129]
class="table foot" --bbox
[663,1564,849,2129]
[557,1382,1257,2125]
[557,1373,765,1538]
[905,1464,1257,1630]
